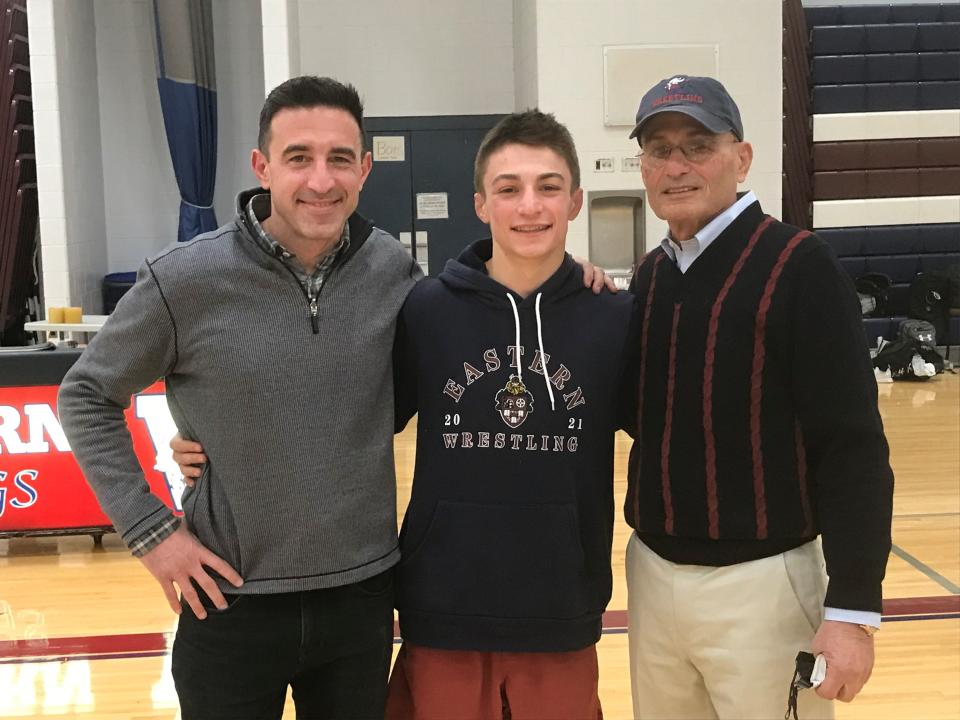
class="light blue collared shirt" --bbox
[659,191,757,273]
[658,191,881,630]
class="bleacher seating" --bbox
[807,4,960,113]
[814,137,960,170]
[810,52,960,85]
[811,22,960,55]
[818,223,960,344]
[814,166,960,198]
[806,5,959,348]
[813,80,960,113]
[811,52,960,84]
[820,223,958,255]
[837,252,957,283]
[805,3,960,25]
[0,2,36,345]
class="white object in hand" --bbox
[811,654,827,689]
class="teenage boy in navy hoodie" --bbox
[384,111,634,719]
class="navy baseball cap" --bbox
[628,75,744,142]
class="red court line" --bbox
[0,650,170,665]
[603,610,629,629]
[0,631,171,660]
[883,595,960,616]
[1,596,956,663]
[600,596,960,629]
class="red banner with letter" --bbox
[0,381,183,533]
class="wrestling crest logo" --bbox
[494,374,534,428]
[665,75,687,90]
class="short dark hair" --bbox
[474,110,581,193]
[257,76,366,155]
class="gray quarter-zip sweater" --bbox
[58,189,420,593]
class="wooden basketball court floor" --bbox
[1,374,957,719]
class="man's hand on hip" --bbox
[811,619,875,702]
[139,523,243,619]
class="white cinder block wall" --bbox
[294,0,516,117]
[213,0,266,218]
[28,0,68,310]
[30,0,109,312]
[261,0,299,96]
[94,0,179,276]
[524,0,783,257]
[513,0,538,111]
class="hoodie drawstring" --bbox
[535,293,556,411]
[507,294,523,387]
[506,293,556,411]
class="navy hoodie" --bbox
[394,239,634,652]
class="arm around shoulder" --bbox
[393,306,418,432]
[617,298,642,437]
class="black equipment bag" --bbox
[855,272,891,317]
[907,273,951,342]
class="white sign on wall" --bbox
[373,136,405,162]
[417,193,449,220]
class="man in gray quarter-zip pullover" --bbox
[58,76,420,720]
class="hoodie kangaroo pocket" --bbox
[399,500,591,620]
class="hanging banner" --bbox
[0,381,184,533]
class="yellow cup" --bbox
[48,307,65,323]
[64,307,83,323]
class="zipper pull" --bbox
[310,296,319,334]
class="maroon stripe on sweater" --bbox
[750,230,812,539]
[660,302,682,535]
[795,421,814,536]
[631,252,666,527]
[702,216,775,538]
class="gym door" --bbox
[358,116,503,276]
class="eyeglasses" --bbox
[639,138,737,169]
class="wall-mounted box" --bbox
[587,189,646,277]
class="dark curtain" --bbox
[152,0,217,243]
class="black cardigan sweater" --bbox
[624,200,893,614]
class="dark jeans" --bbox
[172,568,395,720]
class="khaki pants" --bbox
[626,534,835,720]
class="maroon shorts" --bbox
[385,641,603,720]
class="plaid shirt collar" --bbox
[246,193,350,296]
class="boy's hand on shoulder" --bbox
[574,256,617,294]
[170,433,207,487]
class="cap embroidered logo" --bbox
[665,76,687,91]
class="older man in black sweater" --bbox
[623,75,893,720]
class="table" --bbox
[23,315,108,346]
